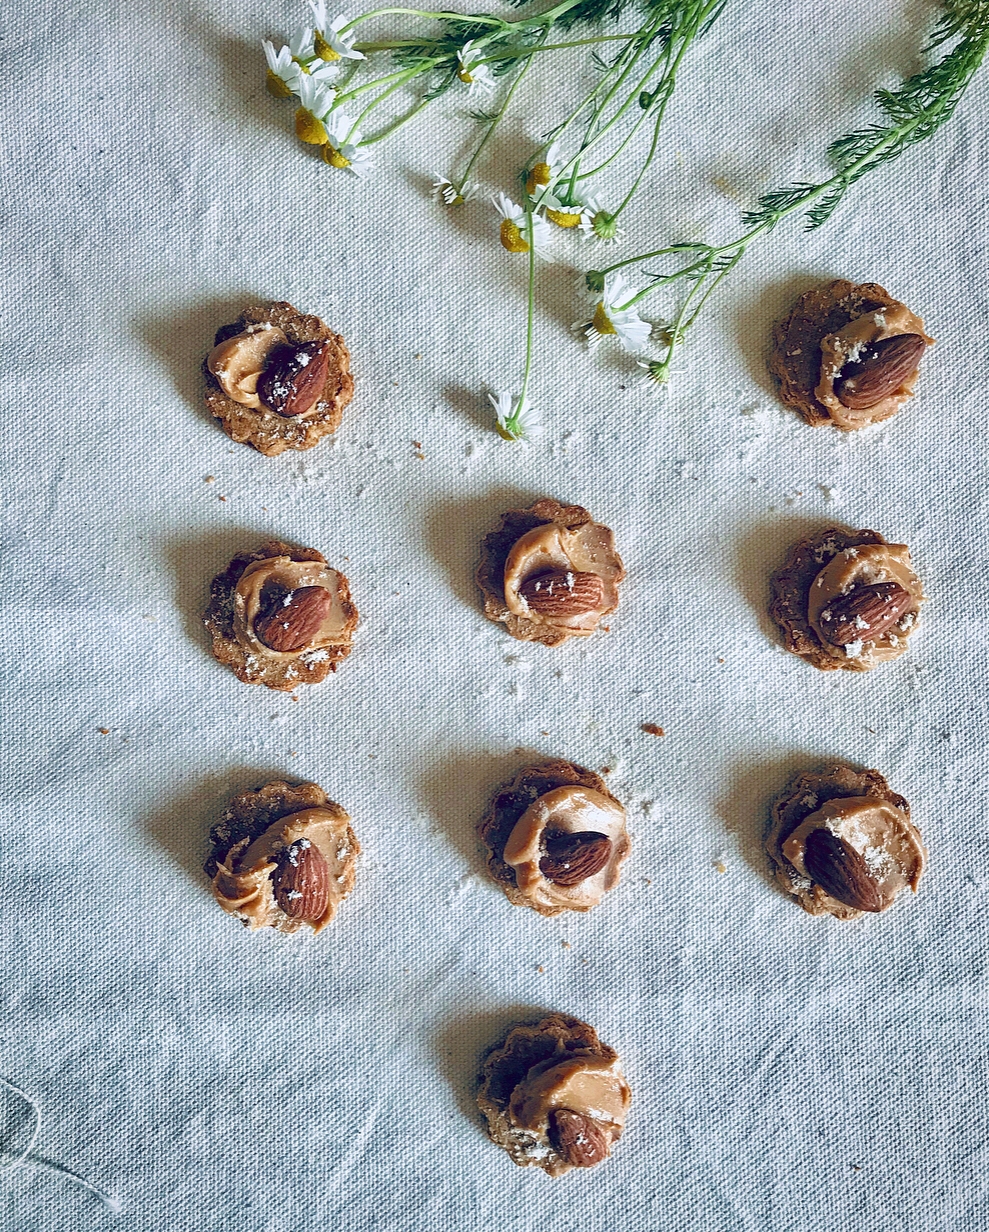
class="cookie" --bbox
[203,301,354,456]
[206,779,359,933]
[478,1014,631,1176]
[476,498,624,647]
[769,280,932,430]
[203,539,358,691]
[766,764,925,920]
[769,526,923,672]
[478,759,630,917]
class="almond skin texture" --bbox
[818,582,912,647]
[803,828,886,913]
[548,1109,609,1168]
[519,569,606,617]
[539,832,612,887]
[255,586,332,653]
[257,341,332,417]
[272,839,331,921]
[834,333,927,410]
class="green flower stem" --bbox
[609,0,725,216]
[341,8,507,34]
[517,208,537,412]
[336,60,440,102]
[453,33,544,195]
[477,31,647,60]
[343,63,437,141]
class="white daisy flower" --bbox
[525,141,561,199]
[578,197,625,244]
[432,175,476,206]
[492,194,553,257]
[323,110,374,176]
[263,40,305,97]
[575,271,651,353]
[488,391,542,442]
[310,4,365,60]
[294,74,336,144]
[457,41,496,98]
[289,25,316,63]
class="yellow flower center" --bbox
[295,108,328,145]
[314,31,341,60]
[499,219,529,254]
[266,69,294,99]
[525,161,552,195]
[592,301,615,335]
[458,67,474,83]
[322,143,351,169]
[545,207,582,229]
[495,422,517,441]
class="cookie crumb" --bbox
[537,965,545,973]
[218,495,227,502]
[599,766,612,775]
[714,860,727,874]
[561,940,570,948]
[641,723,665,737]
[205,475,215,483]
[97,727,110,735]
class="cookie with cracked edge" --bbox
[769,525,921,673]
[477,1013,630,1177]
[766,764,923,920]
[203,539,358,691]
[475,498,624,647]
[203,301,353,456]
[769,279,931,429]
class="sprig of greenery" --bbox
[587,0,989,387]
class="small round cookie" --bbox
[769,280,933,430]
[769,526,923,672]
[477,1013,631,1177]
[766,764,925,920]
[479,760,630,917]
[205,779,359,934]
[476,498,624,647]
[203,301,354,456]
[203,539,358,691]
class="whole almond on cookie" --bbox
[272,839,330,920]
[519,569,605,617]
[818,582,912,647]
[255,586,332,652]
[539,832,612,887]
[257,341,332,417]
[548,1108,609,1168]
[834,333,926,410]
[802,828,886,913]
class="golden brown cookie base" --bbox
[477,1014,618,1176]
[203,539,357,691]
[766,764,912,920]
[476,498,622,647]
[204,301,354,456]
[205,779,358,933]
[769,527,887,672]
[769,280,904,427]
[478,759,618,917]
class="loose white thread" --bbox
[0,1077,122,1213]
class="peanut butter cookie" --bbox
[206,779,359,934]
[479,760,630,916]
[770,526,923,672]
[203,301,354,455]
[766,764,925,920]
[476,498,624,647]
[203,539,358,691]
[769,280,932,430]
[478,1013,631,1177]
